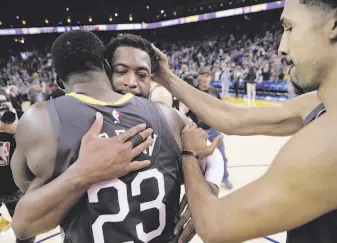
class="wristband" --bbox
[181,151,199,160]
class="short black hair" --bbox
[104,33,157,72]
[51,30,105,82]
[300,0,337,10]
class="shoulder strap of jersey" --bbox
[303,103,326,126]
[46,99,63,178]
[47,99,62,140]
[148,83,161,99]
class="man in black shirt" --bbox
[246,67,257,106]
[0,90,34,243]
[187,67,232,189]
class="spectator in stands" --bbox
[220,66,230,99]
[233,66,242,98]
[246,67,257,106]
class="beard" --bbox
[290,70,320,96]
[290,80,319,95]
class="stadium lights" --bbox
[22,20,26,25]
[66,8,69,11]
[16,16,19,20]
[0,1,285,36]
[115,13,118,17]
[161,10,164,14]
[109,17,113,22]
[67,18,71,23]
[146,6,149,9]
[173,11,177,16]
[0,21,2,26]
[164,14,166,17]
[45,19,49,24]
[129,15,133,22]
[89,17,93,23]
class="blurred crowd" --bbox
[0,23,289,105]
[164,25,288,85]
[0,48,62,107]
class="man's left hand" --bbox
[181,122,223,158]
[174,195,195,243]
[175,181,220,243]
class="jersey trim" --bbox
[67,92,133,106]
[303,103,326,126]
[149,83,161,100]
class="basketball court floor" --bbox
[1,98,289,243]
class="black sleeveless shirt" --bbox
[286,103,337,243]
[0,132,18,197]
[47,93,182,243]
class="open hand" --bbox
[76,112,153,185]
[151,44,175,86]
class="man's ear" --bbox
[104,59,112,81]
[328,12,337,41]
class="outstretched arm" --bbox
[152,44,320,136]
[181,113,337,243]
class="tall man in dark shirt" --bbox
[246,67,257,106]
[187,67,232,189]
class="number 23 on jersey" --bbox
[88,169,166,243]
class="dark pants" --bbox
[234,82,239,98]
[205,128,229,180]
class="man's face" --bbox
[279,0,336,91]
[111,47,152,97]
[198,73,212,87]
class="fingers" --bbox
[85,113,104,137]
[182,122,197,132]
[130,136,153,158]
[137,128,154,141]
[178,220,196,243]
[179,195,188,216]
[127,160,151,172]
[174,207,192,236]
[116,124,148,142]
[151,43,167,61]
[203,135,223,156]
[212,135,224,149]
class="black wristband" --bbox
[181,151,199,160]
